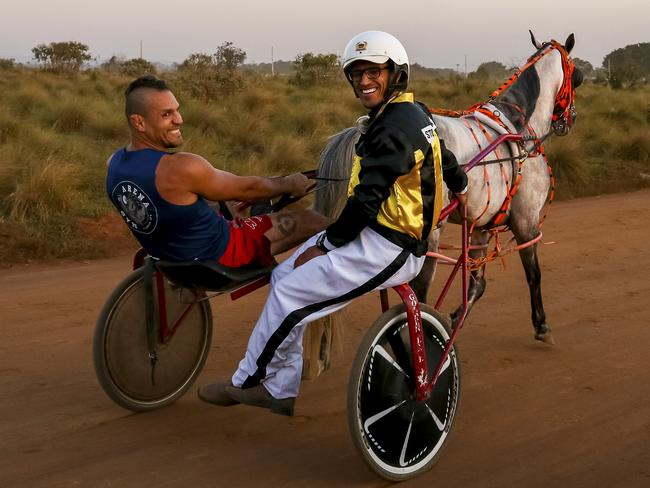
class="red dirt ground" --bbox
[1,189,649,487]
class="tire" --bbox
[347,304,461,481]
[93,269,213,412]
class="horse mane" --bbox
[492,66,540,132]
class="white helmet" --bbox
[342,31,409,91]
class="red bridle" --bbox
[488,40,577,135]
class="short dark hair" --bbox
[124,75,170,120]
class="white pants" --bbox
[231,227,425,399]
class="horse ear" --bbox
[565,33,575,54]
[529,30,542,49]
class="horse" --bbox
[313,32,583,345]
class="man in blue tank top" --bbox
[107,76,329,266]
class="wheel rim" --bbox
[355,310,460,476]
[103,278,209,406]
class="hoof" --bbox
[534,324,555,345]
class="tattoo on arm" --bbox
[277,214,297,237]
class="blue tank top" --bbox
[106,148,230,261]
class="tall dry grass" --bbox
[0,65,648,263]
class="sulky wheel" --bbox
[93,268,212,412]
[347,303,460,481]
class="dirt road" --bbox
[1,190,649,488]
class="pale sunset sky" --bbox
[1,0,648,71]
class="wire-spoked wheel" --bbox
[348,303,460,481]
[93,268,213,412]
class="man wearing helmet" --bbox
[199,32,468,417]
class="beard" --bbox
[164,133,184,148]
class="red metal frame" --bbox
[230,275,271,301]
[154,270,197,344]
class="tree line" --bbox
[1,40,647,91]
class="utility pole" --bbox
[464,54,468,78]
[271,46,275,76]
[608,58,611,82]
[140,40,143,59]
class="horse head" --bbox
[491,32,583,138]
[529,31,583,136]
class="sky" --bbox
[1,0,648,71]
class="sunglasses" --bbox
[347,66,389,83]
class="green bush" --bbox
[0,58,16,70]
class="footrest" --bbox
[154,260,275,292]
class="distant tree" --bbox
[242,60,295,75]
[101,56,157,76]
[410,63,456,80]
[176,44,246,99]
[0,58,16,70]
[179,53,214,72]
[472,61,509,80]
[31,41,91,72]
[118,58,157,76]
[593,67,609,85]
[31,44,53,67]
[100,55,122,72]
[602,42,650,86]
[572,57,594,79]
[292,53,339,86]
[214,41,246,71]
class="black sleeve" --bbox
[440,138,468,193]
[325,124,415,247]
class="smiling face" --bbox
[129,89,184,150]
[348,61,392,110]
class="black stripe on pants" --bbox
[242,249,411,388]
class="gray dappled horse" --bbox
[314,32,583,344]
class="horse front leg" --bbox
[450,229,490,326]
[515,242,554,344]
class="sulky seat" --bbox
[153,259,275,293]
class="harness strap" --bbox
[491,158,523,227]
[460,118,492,225]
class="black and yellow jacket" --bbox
[324,92,467,256]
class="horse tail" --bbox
[305,125,361,380]
[313,126,361,219]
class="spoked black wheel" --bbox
[348,304,460,481]
[93,268,213,412]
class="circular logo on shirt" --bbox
[112,181,158,234]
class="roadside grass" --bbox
[0,66,648,264]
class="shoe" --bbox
[225,384,295,417]
[198,381,240,406]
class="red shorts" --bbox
[218,215,273,268]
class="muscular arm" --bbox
[156,152,309,204]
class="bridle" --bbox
[488,40,578,136]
